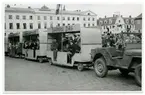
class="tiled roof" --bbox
[98,16,135,26]
[5,7,35,13]
[97,17,117,26]
[135,14,142,20]
[5,6,96,16]
[123,17,134,25]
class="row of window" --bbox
[9,15,33,20]
[8,15,95,21]
[103,25,134,29]
[7,23,33,29]
[6,22,96,29]
[99,19,134,25]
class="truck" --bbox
[91,32,142,86]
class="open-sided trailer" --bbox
[22,29,48,63]
[7,32,23,57]
[46,25,102,71]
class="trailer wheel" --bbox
[48,58,53,65]
[119,69,129,76]
[135,64,141,87]
[94,57,108,78]
[38,58,43,63]
[77,63,84,71]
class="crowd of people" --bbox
[102,32,124,50]
[23,39,40,50]
[102,31,141,50]
[51,33,81,62]
[8,41,22,57]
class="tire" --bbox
[119,69,129,76]
[38,58,43,63]
[77,63,84,71]
[94,57,108,78]
[134,64,141,87]
[48,58,53,65]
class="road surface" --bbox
[5,57,141,91]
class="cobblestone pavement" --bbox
[5,57,141,91]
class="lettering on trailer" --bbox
[52,24,80,33]
[65,25,80,32]
[52,26,65,33]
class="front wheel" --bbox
[135,64,141,87]
[94,57,108,78]
[48,58,53,65]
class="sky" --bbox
[7,4,142,18]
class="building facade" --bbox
[97,14,135,34]
[5,5,97,34]
[134,14,142,33]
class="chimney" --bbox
[105,15,107,18]
[63,5,65,11]
[129,15,132,18]
[28,6,31,9]
[6,4,10,8]
[113,14,115,17]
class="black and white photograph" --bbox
[2,1,143,93]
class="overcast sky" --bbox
[8,4,142,18]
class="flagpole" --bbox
[60,4,63,51]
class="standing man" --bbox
[51,39,58,61]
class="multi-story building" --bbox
[134,13,142,33]
[97,14,135,34]
[5,5,97,34]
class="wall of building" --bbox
[5,7,97,35]
[135,19,142,32]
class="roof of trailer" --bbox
[23,29,39,36]
[8,32,19,37]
